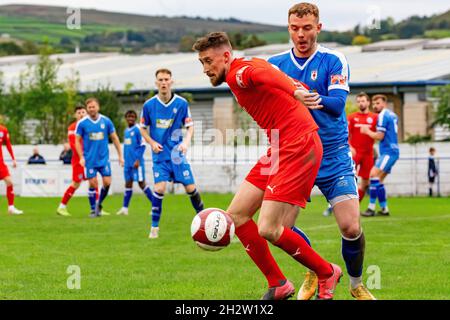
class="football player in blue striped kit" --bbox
[116,110,154,216]
[140,68,204,239]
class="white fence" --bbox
[1,143,450,197]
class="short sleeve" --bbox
[182,103,194,128]
[328,54,350,92]
[140,104,151,128]
[75,121,83,136]
[377,113,387,133]
[107,118,116,135]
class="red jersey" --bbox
[68,121,81,165]
[348,112,378,153]
[0,125,15,164]
[226,58,318,143]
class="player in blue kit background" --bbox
[140,68,204,239]
[361,94,400,217]
[116,110,154,216]
[75,97,124,218]
[269,2,375,300]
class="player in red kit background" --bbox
[193,32,342,300]
[56,105,98,216]
[348,92,378,202]
[0,122,23,215]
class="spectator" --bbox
[59,143,72,165]
[28,147,46,165]
[428,147,438,197]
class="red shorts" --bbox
[0,163,10,180]
[353,151,374,180]
[72,163,86,183]
[245,131,323,208]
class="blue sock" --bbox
[291,226,312,247]
[143,185,153,204]
[99,186,110,206]
[342,233,365,278]
[151,191,164,228]
[123,188,133,208]
[88,188,96,211]
[369,178,380,207]
[378,183,387,208]
[188,189,204,213]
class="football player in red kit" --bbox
[193,32,342,300]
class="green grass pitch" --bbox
[0,194,448,300]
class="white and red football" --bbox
[191,208,235,251]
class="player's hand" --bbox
[151,142,163,154]
[294,90,323,109]
[79,157,85,168]
[133,160,140,169]
[178,141,189,155]
[119,157,125,167]
[360,125,371,135]
[350,146,356,158]
[12,160,17,168]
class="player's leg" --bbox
[149,181,166,239]
[87,176,99,217]
[227,180,293,299]
[134,163,153,205]
[96,175,112,216]
[117,167,134,216]
[3,175,23,215]
[57,181,81,216]
[363,157,389,217]
[332,197,375,299]
[356,153,372,202]
[259,200,341,300]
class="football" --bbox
[191,208,235,251]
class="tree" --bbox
[352,35,371,46]
[432,85,450,130]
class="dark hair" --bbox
[155,68,172,78]
[74,104,86,112]
[356,92,370,101]
[192,32,232,52]
[85,97,100,106]
[125,110,137,118]
[289,2,320,20]
[429,147,436,153]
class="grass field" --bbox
[0,194,449,300]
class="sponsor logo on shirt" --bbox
[236,66,250,88]
[89,132,105,141]
[330,74,347,86]
[156,119,174,129]
[124,138,132,145]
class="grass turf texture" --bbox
[0,194,448,300]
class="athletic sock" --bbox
[143,185,153,203]
[377,183,387,209]
[61,186,76,206]
[98,186,110,206]
[188,189,204,213]
[88,188,96,211]
[235,220,286,288]
[151,191,164,228]
[342,232,365,288]
[358,188,366,202]
[368,178,379,211]
[274,227,333,280]
[291,226,312,246]
[6,185,15,206]
[123,188,133,208]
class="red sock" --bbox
[358,188,365,202]
[274,227,333,279]
[6,185,14,206]
[62,186,76,205]
[235,220,286,288]
[95,187,99,201]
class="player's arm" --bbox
[139,109,163,153]
[360,126,385,141]
[75,135,85,167]
[178,106,194,155]
[110,131,124,167]
[133,131,146,168]
[318,89,348,117]
[242,65,323,108]
[347,117,356,156]
[5,131,17,168]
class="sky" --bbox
[0,0,449,31]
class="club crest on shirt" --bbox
[311,70,318,81]
[367,117,374,124]
[101,123,105,129]
[173,108,178,114]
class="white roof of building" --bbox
[2,40,450,92]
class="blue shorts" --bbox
[85,162,112,179]
[152,159,195,186]
[315,151,358,205]
[376,153,399,174]
[124,164,146,183]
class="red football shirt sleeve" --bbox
[236,65,297,96]
[4,130,15,160]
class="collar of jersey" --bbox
[289,45,320,71]
[87,114,103,124]
[156,94,176,108]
